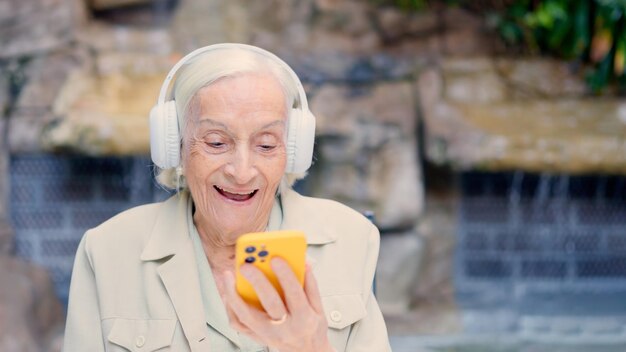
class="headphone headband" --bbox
[157,43,309,111]
[150,43,316,176]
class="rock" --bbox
[95,51,178,75]
[16,50,89,108]
[423,99,626,175]
[8,48,91,153]
[368,135,424,230]
[0,186,13,256]
[419,56,625,174]
[89,0,151,10]
[308,82,423,229]
[290,50,357,83]
[376,230,423,314]
[0,0,85,59]
[495,59,588,98]
[313,1,373,37]
[440,58,588,104]
[248,0,309,33]
[8,114,52,154]
[412,197,457,309]
[440,7,496,57]
[416,65,443,117]
[374,7,439,44]
[311,82,417,135]
[420,101,483,167]
[376,8,414,41]
[170,0,384,79]
[77,21,173,55]
[0,68,9,229]
[0,68,7,114]
[309,124,423,230]
[41,69,162,155]
[372,7,496,57]
[253,0,380,58]
[170,0,254,53]
[441,58,508,103]
[0,255,64,352]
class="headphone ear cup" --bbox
[149,100,180,169]
[286,108,316,174]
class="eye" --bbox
[256,133,279,152]
[259,144,276,151]
[207,142,225,148]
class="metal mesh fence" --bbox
[9,154,171,305]
[456,171,626,340]
[458,172,626,283]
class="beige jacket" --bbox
[63,188,391,352]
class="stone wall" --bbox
[0,256,64,352]
[0,0,84,59]
[1,66,11,254]
[2,1,493,329]
[0,0,89,350]
[7,0,622,344]
[418,58,626,175]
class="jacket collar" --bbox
[139,191,210,351]
[141,188,337,260]
[280,188,338,245]
[140,191,190,261]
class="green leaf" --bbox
[587,50,614,93]
[566,0,591,58]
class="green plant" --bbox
[491,0,626,93]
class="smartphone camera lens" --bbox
[258,250,268,257]
[245,256,256,263]
[245,246,256,253]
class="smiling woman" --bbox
[62,44,391,352]
[184,73,288,246]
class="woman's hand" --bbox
[221,258,334,352]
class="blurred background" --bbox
[1,0,626,351]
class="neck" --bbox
[203,242,235,274]
[193,213,270,273]
[193,216,236,272]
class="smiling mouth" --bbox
[214,186,258,202]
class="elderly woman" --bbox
[63,44,391,352]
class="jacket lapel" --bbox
[281,188,338,245]
[140,192,210,352]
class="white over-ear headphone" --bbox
[149,43,316,174]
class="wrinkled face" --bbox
[183,73,288,243]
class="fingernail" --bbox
[270,257,285,271]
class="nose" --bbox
[224,145,258,185]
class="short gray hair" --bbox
[155,47,304,192]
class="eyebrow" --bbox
[196,118,285,132]
[196,118,230,131]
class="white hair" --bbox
[155,47,305,192]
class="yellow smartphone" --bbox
[235,230,307,309]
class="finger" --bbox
[270,257,308,315]
[303,263,324,315]
[240,264,288,320]
[222,270,264,330]
[224,298,249,332]
[224,296,262,340]
[224,272,288,346]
